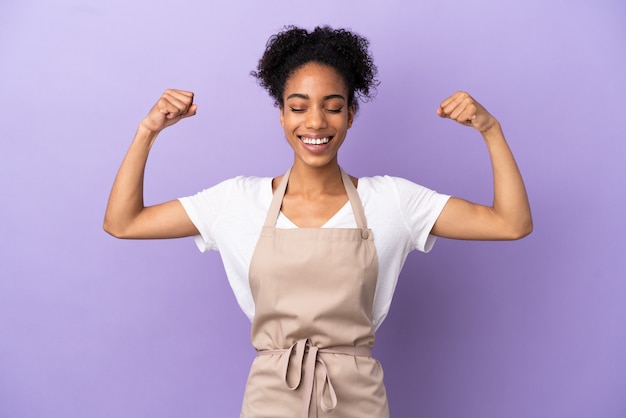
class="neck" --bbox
[287,161,343,196]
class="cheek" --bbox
[281,113,302,130]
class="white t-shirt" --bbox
[179,175,450,330]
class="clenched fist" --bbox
[140,89,197,133]
[437,91,498,133]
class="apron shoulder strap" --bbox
[264,167,291,227]
[340,168,368,230]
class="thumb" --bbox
[180,103,198,119]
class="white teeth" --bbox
[301,137,330,145]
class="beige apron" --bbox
[240,167,389,418]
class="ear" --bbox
[347,104,355,128]
[279,105,285,127]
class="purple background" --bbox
[1,0,625,417]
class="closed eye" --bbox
[288,106,343,114]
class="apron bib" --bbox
[241,167,389,418]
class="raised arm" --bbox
[103,89,200,239]
[430,92,533,240]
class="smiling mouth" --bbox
[299,136,333,145]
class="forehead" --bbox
[284,63,348,97]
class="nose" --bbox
[305,107,327,130]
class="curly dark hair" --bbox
[251,25,379,114]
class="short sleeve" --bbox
[391,177,450,253]
[177,178,236,252]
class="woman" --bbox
[104,26,532,418]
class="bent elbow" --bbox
[513,226,533,240]
[103,217,128,239]
[103,222,120,238]
[509,219,533,240]
[523,220,534,238]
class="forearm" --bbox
[482,123,533,238]
[103,125,158,237]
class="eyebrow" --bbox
[286,93,346,101]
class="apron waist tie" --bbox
[257,338,372,418]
